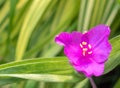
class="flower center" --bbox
[80,41,92,56]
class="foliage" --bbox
[0,0,120,88]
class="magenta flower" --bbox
[55,24,112,77]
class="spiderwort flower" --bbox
[55,24,112,77]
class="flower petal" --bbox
[92,38,112,63]
[74,60,104,77]
[55,31,83,64]
[55,31,82,46]
[84,24,112,63]
[55,32,72,46]
[71,31,83,44]
[84,24,110,47]
[64,44,82,64]
[55,25,111,77]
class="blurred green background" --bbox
[0,0,120,88]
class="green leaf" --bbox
[0,57,82,83]
[0,57,73,74]
[74,78,89,88]
[24,0,80,58]
[89,0,101,28]
[104,35,120,74]
[77,0,87,31]
[106,3,120,25]
[0,77,23,86]
[110,9,120,37]
[15,0,52,61]
[25,80,38,88]
[83,0,95,30]
[0,74,78,83]
[101,0,115,24]
[114,78,120,88]
[117,0,120,4]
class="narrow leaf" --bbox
[104,35,120,74]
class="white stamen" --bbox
[83,51,86,56]
[88,51,92,54]
[80,44,83,48]
[83,48,88,51]
[88,44,92,49]
[82,41,87,45]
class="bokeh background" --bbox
[0,0,120,88]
